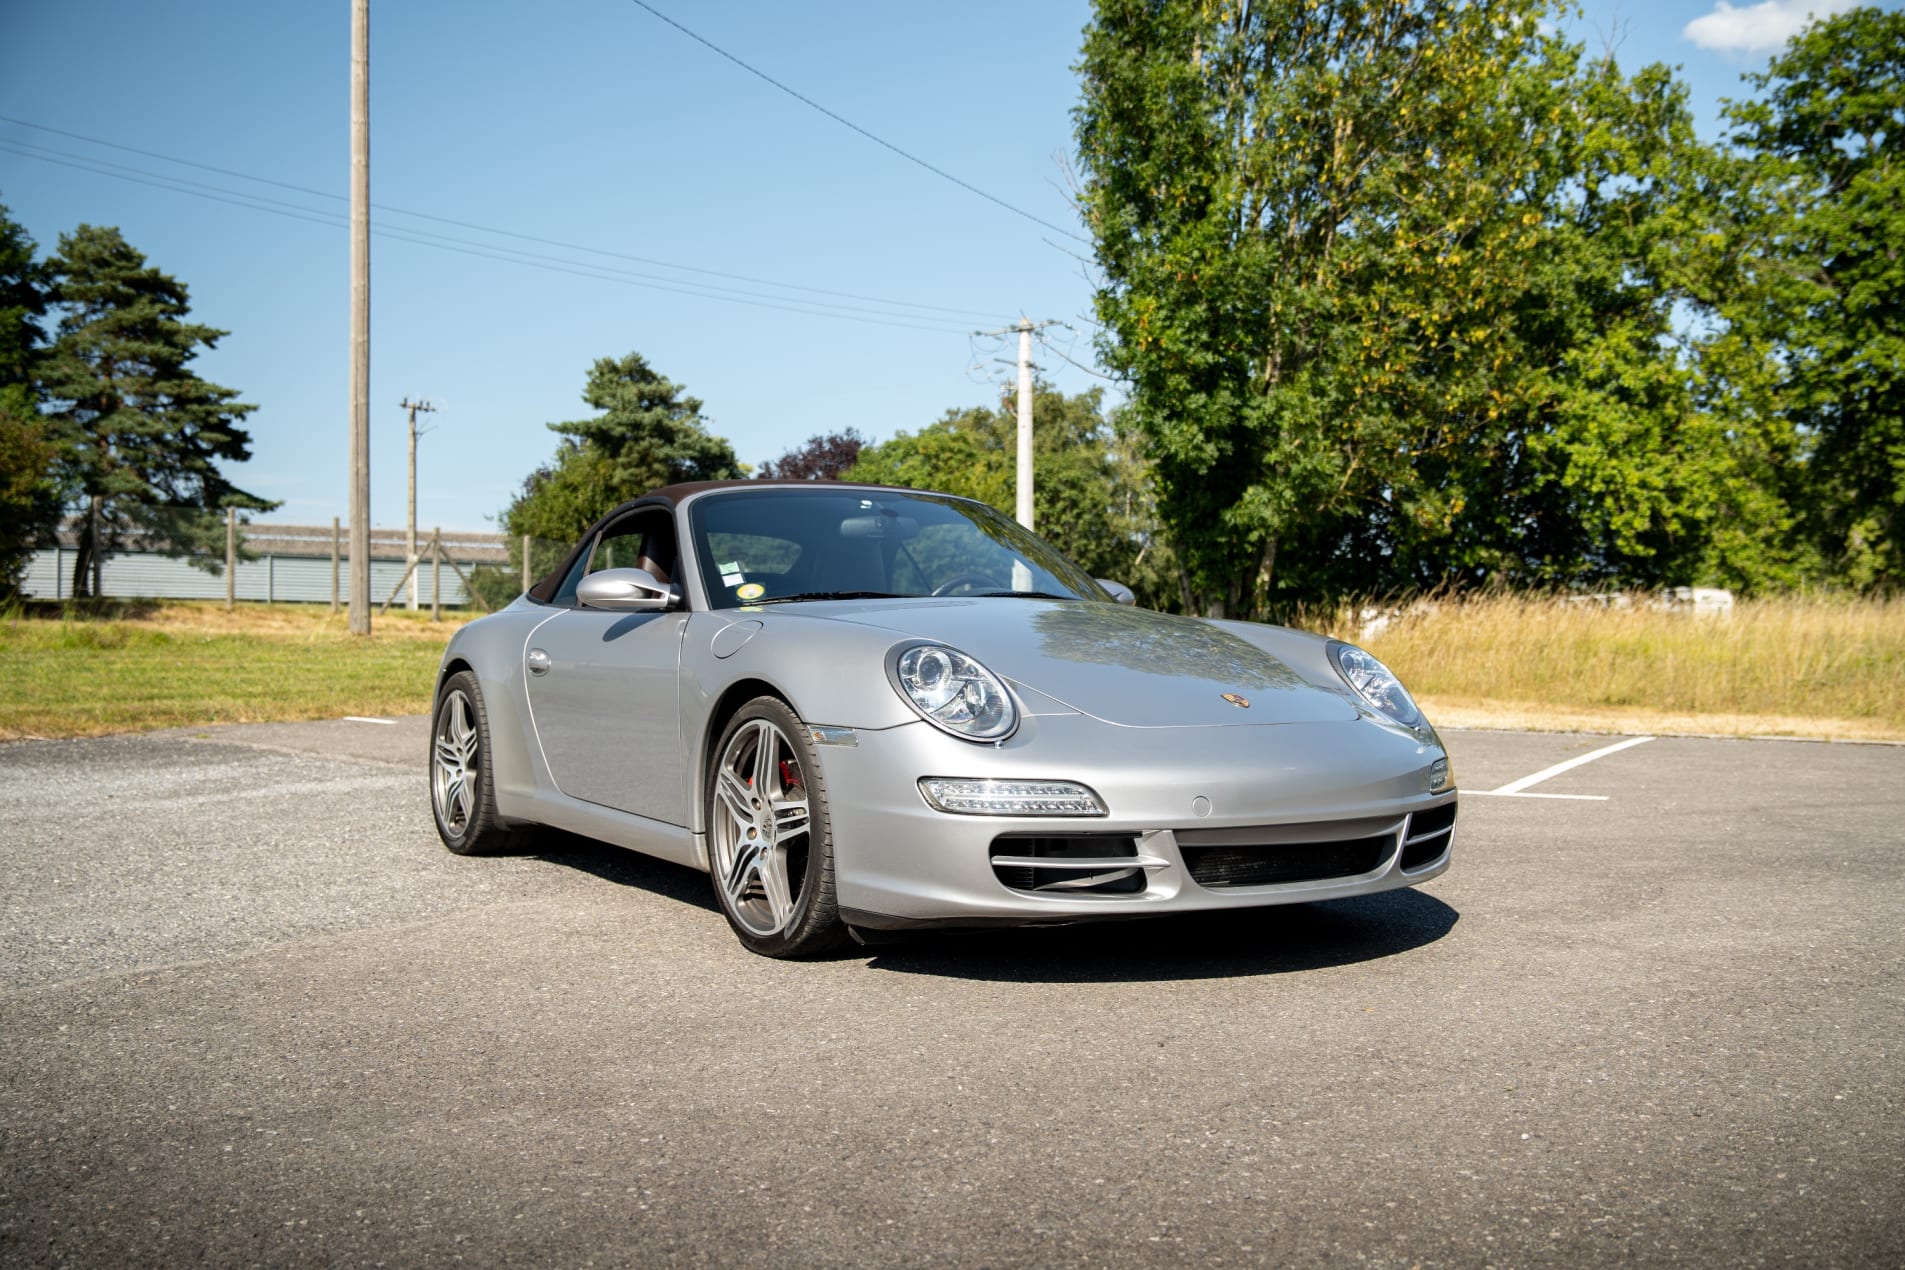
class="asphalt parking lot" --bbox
[2,719,1900,1267]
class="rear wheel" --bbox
[706,697,846,957]
[431,670,531,856]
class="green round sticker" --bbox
[736,582,765,601]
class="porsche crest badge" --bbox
[1222,693,1251,708]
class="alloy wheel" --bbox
[709,718,813,937]
[433,688,479,836]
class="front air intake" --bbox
[990,835,1148,895]
[1399,802,1457,871]
[1177,834,1394,889]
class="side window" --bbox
[549,537,597,607]
[553,509,680,607]
[593,510,678,581]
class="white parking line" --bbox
[1468,735,1656,800]
[341,716,396,726]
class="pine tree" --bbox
[0,202,59,595]
[39,225,274,596]
[549,352,741,494]
[504,352,741,547]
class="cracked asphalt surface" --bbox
[2,720,1900,1266]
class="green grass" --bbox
[0,601,464,740]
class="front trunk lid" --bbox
[804,598,1359,728]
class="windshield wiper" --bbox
[968,590,1079,601]
[749,590,904,605]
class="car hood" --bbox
[797,598,1360,728]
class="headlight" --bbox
[889,643,1018,742]
[1327,641,1426,729]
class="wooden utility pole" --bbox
[347,0,372,635]
[225,508,237,610]
[400,397,437,609]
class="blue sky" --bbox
[0,0,1882,534]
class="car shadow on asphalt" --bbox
[856,889,1459,983]
[515,831,1457,981]
[524,831,721,914]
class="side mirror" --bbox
[576,567,678,612]
[1095,579,1137,606]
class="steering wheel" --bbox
[930,572,1000,597]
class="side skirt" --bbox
[513,789,707,873]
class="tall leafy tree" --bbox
[1359,48,1760,595]
[1703,6,1905,588]
[39,225,271,597]
[1078,0,1556,615]
[503,352,740,547]
[1076,0,1751,612]
[0,202,59,594]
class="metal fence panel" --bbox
[17,547,470,606]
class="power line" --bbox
[623,0,1089,244]
[0,141,989,334]
[0,113,1012,322]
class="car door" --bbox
[525,508,690,825]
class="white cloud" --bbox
[1681,0,1859,53]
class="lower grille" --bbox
[991,835,1147,895]
[1179,834,1393,889]
[1399,801,1457,871]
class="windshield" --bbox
[687,488,1110,610]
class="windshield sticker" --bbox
[717,561,741,576]
[721,573,744,587]
[736,582,765,601]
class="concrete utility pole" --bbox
[974,318,1060,532]
[1015,320,1035,530]
[400,397,437,609]
[347,0,372,635]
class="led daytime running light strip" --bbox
[918,778,1108,816]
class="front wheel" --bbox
[706,697,847,957]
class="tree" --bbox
[1351,48,1767,596]
[756,429,866,480]
[1703,7,1905,589]
[0,398,60,598]
[846,384,1180,606]
[37,225,272,597]
[1076,0,1753,612]
[503,352,741,548]
[0,203,58,595]
[550,352,741,495]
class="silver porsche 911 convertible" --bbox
[430,481,1456,957]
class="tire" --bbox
[706,696,847,958]
[430,670,532,856]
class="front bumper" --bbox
[812,710,1456,930]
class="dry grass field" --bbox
[1305,592,1905,742]
[3,593,1900,743]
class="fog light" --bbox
[918,778,1107,816]
[1427,758,1451,792]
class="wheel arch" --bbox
[693,676,790,834]
[435,656,475,700]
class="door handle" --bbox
[527,647,552,676]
